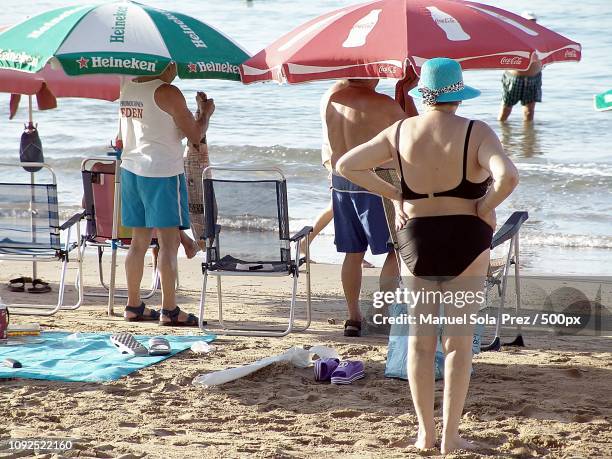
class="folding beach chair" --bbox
[0,162,84,315]
[79,158,159,303]
[480,211,529,351]
[198,166,312,337]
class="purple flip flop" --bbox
[314,358,340,382]
[330,361,365,385]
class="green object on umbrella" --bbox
[0,1,250,81]
[594,90,612,112]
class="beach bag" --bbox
[384,303,483,381]
[20,123,44,173]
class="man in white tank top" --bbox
[119,62,215,326]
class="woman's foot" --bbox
[441,435,476,455]
[414,427,436,450]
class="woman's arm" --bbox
[335,123,403,202]
[476,122,520,227]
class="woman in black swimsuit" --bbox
[337,58,519,455]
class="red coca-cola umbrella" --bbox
[240,0,581,84]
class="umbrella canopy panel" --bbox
[0,1,250,81]
[241,0,582,84]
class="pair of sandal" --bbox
[314,359,365,385]
[8,277,51,293]
[124,302,205,327]
[110,332,171,356]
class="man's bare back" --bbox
[507,58,542,77]
[322,80,405,169]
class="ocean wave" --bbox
[522,232,612,250]
[0,144,323,173]
[518,162,612,178]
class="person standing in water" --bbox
[498,12,543,122]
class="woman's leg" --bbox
[405,274,440,450]
[439,249,489,454]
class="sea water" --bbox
[0,0,610,274]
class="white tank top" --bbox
[119,79,185,177]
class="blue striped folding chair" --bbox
[197,166,312,337]
[0,162,84,315]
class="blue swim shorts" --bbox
[331,174,391,255]
[121,168,190,230]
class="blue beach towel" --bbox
[0,332,215,382]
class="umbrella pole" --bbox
[28,95,37,282]
[108,155,121,316]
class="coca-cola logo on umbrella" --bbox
[500,56,524,65]
[378,64,399,75]
[564,49,578,58]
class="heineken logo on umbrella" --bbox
[0,49,39,69]
[187,61,240,74]
[75,55,157,72]
[110,6,128,43]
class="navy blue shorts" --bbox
[332,174,391,255]
[121,168,190,230]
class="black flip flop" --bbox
[160,306,202,327]
[344,319,362,337]
[7,276,31,292]
[27,279,51,294]
[124,302,160,322]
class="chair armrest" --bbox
[290,226,313,242]
[491,211,529,249]
[59,211,85,231]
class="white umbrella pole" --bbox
[108,155,121,316]
[28,95,37,281]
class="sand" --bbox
[0,255,610,459]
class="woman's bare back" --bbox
[397,111,491,218]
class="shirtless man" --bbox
[322,79,406,336]
[498,12,542,122]
[120,62,214,326]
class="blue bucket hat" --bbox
[409,58,480,105]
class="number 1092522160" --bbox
[5,438,74,451]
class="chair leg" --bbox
[61,224,84,311]
[198,271,208,331]
[11,228,81,316]
[290,236,312,332]
[504,234,525,347]
[108,242,117,316]
[197,238,312,338]
[84,247,158,300]
[481,237,515,352]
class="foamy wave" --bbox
[217,215,278,232]
[522,232,612,249]
[518,162,612,178]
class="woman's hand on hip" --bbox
[477,200,496,231]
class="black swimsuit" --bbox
[395,120,494,281]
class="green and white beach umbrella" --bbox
[0,1,250,80]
